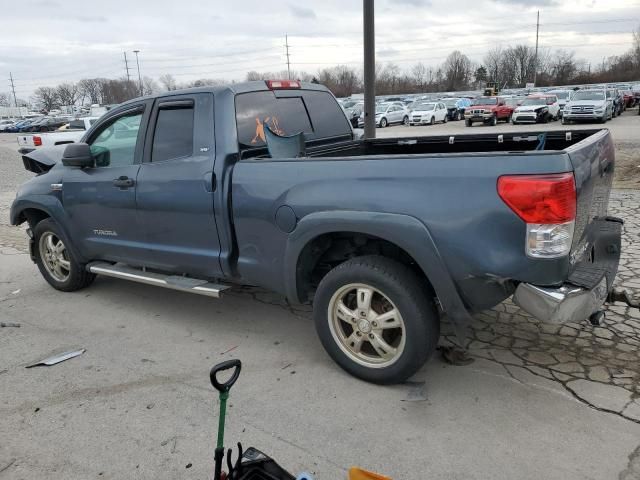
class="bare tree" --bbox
[78,78,105,104]
[159,74,178,91]
[142,76,159,96]
[633,24,640,68]
[443,51,472,91]
[411,63,427,92]
[0,92,9,106]
[33,87,59,111]
[507,45,536,86]
[56,82,79,106]
[550,50,578,85]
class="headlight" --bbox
[483,109,492,114]
[594,109,603,113]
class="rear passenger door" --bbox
[135,93,222,278]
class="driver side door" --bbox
[62,103,151,263]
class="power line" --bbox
[9,72,17,107]
[285,34,291,80]
[123,52,132,82]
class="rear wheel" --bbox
[313,256,439,384]
[465,119,472,127]
[33,218,95,292]
[457,111,463,121]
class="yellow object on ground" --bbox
[348,466,392,480]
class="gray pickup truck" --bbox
[11,80,622,384]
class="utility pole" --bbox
[285,34,291,80]
[133,50,143,96]
[123,52,132,83]
[8,72,17,107]
[533,10,539,86]
[363,0,376,139]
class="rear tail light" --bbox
[33,136,42,146]
[266,80,301,90]
[498,173,576,258]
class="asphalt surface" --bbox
[1,113,639,479]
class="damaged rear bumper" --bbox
[514,278,608,324]
[514,216,623,324]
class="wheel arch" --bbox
[284,211,472,331]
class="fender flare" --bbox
[10,195,87,263]
[283,210,472,337]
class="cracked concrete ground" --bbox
[1,118,640,480]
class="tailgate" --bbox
[566,129,619,284]
[17,135,35,147]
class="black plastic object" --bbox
[234,447,296,480]
[210,359,242,393]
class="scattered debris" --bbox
[220,345,238,355]
[0,322,20,327]
[281,363,292,370]
[440,346,475,366]
[185,463,192,469]
[290,370,296,375]
[401,381,428,402]
[26,348,86,368]
[10,289,20,295]
[146,403,155,410]
[34,407,40,413]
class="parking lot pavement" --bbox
[1,116,640,479]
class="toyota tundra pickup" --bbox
[11,80,622,384]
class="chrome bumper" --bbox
[513,277,608,324]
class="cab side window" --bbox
[152,105,194,162]
[89,112,142,168]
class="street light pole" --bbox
[133,50,143,96]
[363,0,376,139]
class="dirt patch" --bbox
[614,142,640,190]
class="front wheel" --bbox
[465,119,472,127]
[402,115,409,126]
[379,117,388,128]
[33,218,95,292]
[313,256,439,384]
[490,115,497,126]
[430,116,435,125]
[457,111,463,121]
[443,115,448,123]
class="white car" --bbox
[511,95,560,124]
[358,102,409,128]
[17,117,99,153]
[409,102,448,125]
[0,120,15,132]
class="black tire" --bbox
[33,218,95,292]
[443,115,448,123]
[313,255,439,384]
[465,119,472,127]
[430,116,435,125]
[402,115,409,126]
[490,115,497,126]
[457,111,463,121]
[379,117,387,128]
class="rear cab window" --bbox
[235,89,352,154]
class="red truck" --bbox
[464,96,514,126]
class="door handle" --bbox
[113,176,135,188]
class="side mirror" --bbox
[62,142,94,168]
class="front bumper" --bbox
[464,112,493,122]
[563,112,605,121]
[514,217,622,324]
[512,110,546,123]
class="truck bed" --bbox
[233,128,614,311]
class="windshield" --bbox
[472,97,497,105]
[550,91,570,100]
[342,100,358,109]
[572,91,605,101]
[521,98,546,106]
[375,105,389,114]
[414,103,435,110]
[443,99,458,107]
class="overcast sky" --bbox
[1,0,639,98]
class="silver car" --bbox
[358,102,409,128]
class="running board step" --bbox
[87,262,230,298]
